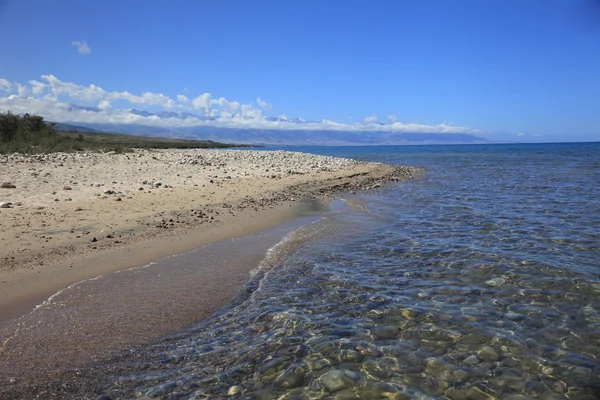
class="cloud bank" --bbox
[0,75,487,134]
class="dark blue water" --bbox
[115,143,600,399]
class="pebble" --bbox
[486,277,506,287]
[466,386,495,400]
[371,325,399,340]
[477,346,500,362]
[0,182,16,188]
[227,385,242,395]
[463,355,480,365]
[0,202,12,208]
[320,369,359,393]
[320,370,348,392]
[63,186,72,190]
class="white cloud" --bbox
[531,133,543,137]
[364,114,378,123]
[192,93,212,113]
[72,41,91,55]
[517,133,525,136]
[111,91,176,109]
[29,80,46,95]
[42,74,106,101]
[0,74,489,135]
[257,98,272,110]
[387,114,397,123]
[0,79,11,93]
[98,100,111,110]
[16,83,30,98]
[211,97,241,112]
[240,104,262,119]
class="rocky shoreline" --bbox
[0,149,422,400]
[0,150,419,275]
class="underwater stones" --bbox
[477,346,500,362]
[355,343,382,358]
[504,311,525,321]
[319,369,360,392]
[258,356,292,380]
[331,388,361,400]
[371,325,399,340]
[311,340,338,355]
[275,364,306,389]
[336,349,363,363]
[444,387,470,400]
[277,344,307,358]
[501,395,530,400]
[309,357,332,371]
[422,375,448,395]
[362,359,391,379]
[424,357,456,380]
[466,386,495,400]
[227,385,243,395]
[486,277,506,287]
[359,381,411,400]
[524,380,549,396]
[450,368,470,383]
[400,308,421,319]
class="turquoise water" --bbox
[91,143,600,398]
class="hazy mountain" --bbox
[46,121,103,133]
[71,122,490,145]
[46,105,491,145]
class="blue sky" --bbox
[0,0,599,142]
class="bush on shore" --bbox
[0,112,106,154]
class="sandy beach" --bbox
[0,148,418,397]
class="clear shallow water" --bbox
[67,144,600,398]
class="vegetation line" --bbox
[0,112,250,154]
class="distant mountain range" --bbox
[47,107,491,145]
[47,121,103,133]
